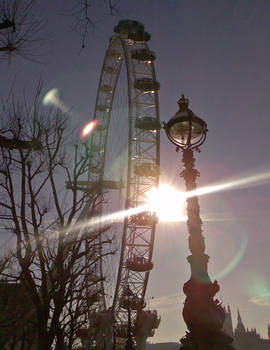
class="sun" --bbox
[146,184,187,222]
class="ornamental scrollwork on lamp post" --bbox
[164,95,235,350]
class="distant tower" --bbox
[235,310,245,334]
[223,305,234,338]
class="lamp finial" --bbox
[177,94,189,111]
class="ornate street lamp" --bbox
[164,95,235,350]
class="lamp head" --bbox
[164,95,208,150]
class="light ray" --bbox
[63,170,270,237]
[63,204,150,239]
[187,171,270,199]
[48,169,270,243]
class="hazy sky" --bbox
[1,0,270,343]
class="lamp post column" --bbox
[181,148,210,284]
[164,95,235,350]
[181,148,225,350]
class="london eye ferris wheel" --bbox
[82,19,161,349]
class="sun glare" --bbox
[146,184,187,222]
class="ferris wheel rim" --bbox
[87,23,161,338]
[111,36,160,317]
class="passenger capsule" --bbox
[126,256,154,272]
[132,48,156,62]
[135,117,161,131]
[134,162,161,177]
[134,78,160,92]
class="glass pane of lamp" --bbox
[169,120,204,145]
[191,121,204,143]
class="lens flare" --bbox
[212,229,248,280]
[246,277,270,306]
[42,88,69,114]
[43,88,60,106]
[250,292,270,306]
[80,120,99,138]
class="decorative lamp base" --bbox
[181,278,235,350]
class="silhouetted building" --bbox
[223,306,270,350]
[147,308,270,350]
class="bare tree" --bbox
[0,249,13,273]
[0,0,121,61]
[0,0,44,61]
[59,0,120,48]
[0,84,113,349]
[52,224,113,350]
